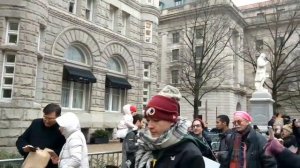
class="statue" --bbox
[255,53,269,92]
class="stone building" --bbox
[0,0,160,151]
[158,0,300,127]
[158,0,248,126]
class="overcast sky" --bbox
[232,0,269,6]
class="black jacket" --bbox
[275,149,300,168]
[150,135,205,168]
[217,129,233,168]
[122,130,139,168]
[224,127,277,168]
[16,119,66,168]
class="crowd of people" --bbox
[15,85,300,168]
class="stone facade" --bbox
[0,0,160,151]
[0,0,299,152]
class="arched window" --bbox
[61,45,96,110]
[64,46,86,64]
[105,57,131,112]
[107,57,122,72]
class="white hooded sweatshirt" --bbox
[56,112,89,168]
[116,104,137,139]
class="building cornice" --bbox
[141,5,161,17]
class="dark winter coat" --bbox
[224,127,277,168]
[122,130,139,168]
[150,135,205,168]
[274,148,300,168]
[217,129,233,168]
[16,118,66,168]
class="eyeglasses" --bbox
[232,120,244,126]
[192,124,202,128]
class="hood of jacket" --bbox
[56,112,80,138]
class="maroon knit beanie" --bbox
[144,95,179,123]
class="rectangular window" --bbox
[110,5,117,31]
[6,20,19,45]
[143,62,151,79]
[172,49,179,61]
[196,28,203,39]
[145,21,153,43]
[171,70,179,84]
[69,0,77,14]
[195,46,203,58]
[122,11,130,35]
[143,82,150,109]
[86,0,93,20]
[61,80,88,109]
[173,32,179,43]
[105,87,125,112]
[175,0,183,6]
[1,53,16,99]
[256,40,263,51]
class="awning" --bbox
[106,75,132,89]
[63,66,97,83]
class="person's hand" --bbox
[264,138,285,156]
[51,156,59,164]
[22,145,37,153]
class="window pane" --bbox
[61,80,71,107]
[111,88,120,111]
[2,89,12,98]
[5,66,14,73]
[9,22,19,31]
[72,82,84,108]
[4,78,13,84]
[8,34,18,43]
[144,83,149,88]
[144,71,149,78]
[64,46,85,63]
[69,2,74,13]
[6,55,15,63]
[107,58,122,72]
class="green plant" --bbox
[92,129,109,138]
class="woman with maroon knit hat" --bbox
[135,85,204,168]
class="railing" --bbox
[0,151,122,168]
[89,151,122,168]
[0,158,23,168]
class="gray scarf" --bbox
[135,118,189,168]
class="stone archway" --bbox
[51,27,101,63]
[102,42,135,76]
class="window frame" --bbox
[69,0,77,14]
[1,53,16,100]
[142,82,150,109]
[61,80,88,110]
[175,0,183,6]
[172,49,179,61]
[6,20,20,45]
[171,70,179,84]
[86,0,93,21]
[173,32,180,43]
[105,87,125,112]
[145,21,153,43]
[143,62,151,79]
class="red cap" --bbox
[144,95,179,123]
[130,105,137,113]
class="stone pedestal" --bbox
[249,91,274,126]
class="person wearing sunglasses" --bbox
[224,111,277,168]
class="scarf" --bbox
[230,126,251,168]
[135,118,189,168]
